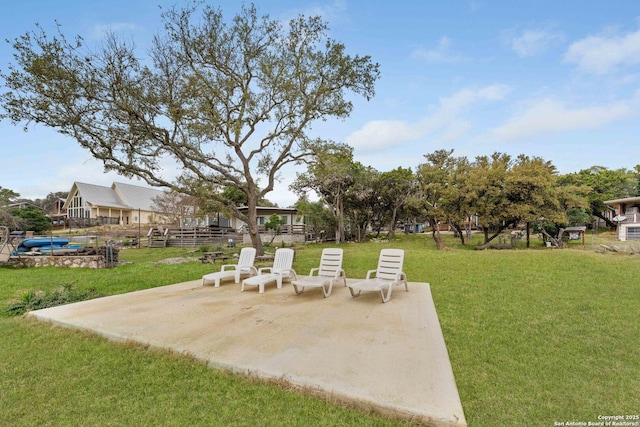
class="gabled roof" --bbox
[112,182,164,212]
[74,182,129,209]
[64,181,165,211]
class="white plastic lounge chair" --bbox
[347,249,408,303]
[201,247,257,287]
[241,248,296,294]
[291,248,346,298]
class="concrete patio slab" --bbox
[29,279,466,426]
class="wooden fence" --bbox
[147,225,307,248]
[148,227,242,248]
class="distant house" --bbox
[604,196,640,241]
[5,202,44,210]
[181,210,232,229]
[63,182,169,228]
[234,206,306,244]
[48,198,68,228]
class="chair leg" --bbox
[379,285,392,303]
[348,287,361,298]
[293,284,304,295]
[321,282,332,298]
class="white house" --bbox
[234,206,306,244]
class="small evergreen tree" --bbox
[9,206,52,233]
[264,214,285,245]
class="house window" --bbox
[627,227,640,240]
[67,191,89,218]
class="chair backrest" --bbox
[375,249,405,281]
[272,248,295,272]
[317,248,343,277]
[237,247,257,267]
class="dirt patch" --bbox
[153,257,199,265]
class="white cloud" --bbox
[504,27,565,57]
[345,120,424,150]
[411,36,466,63]
[565,25,640,74]
[91,22,138,38]
[286,0,350,27]
[346,84,510,150]
[439,121,472,143]
[438,84,511,113]
[489,97,636,142]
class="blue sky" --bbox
[2,0,640,207]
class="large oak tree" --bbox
[290,142,356,243]
[0,3,379,254]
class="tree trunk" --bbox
[246,196,264,255]
[541,227,564,248]
[592,209,616,228]
[450,222,466,245]
[430,218,443,249]
[386,206,398,239]
[432,227,443,249]
[475,220,518,250]
[334,195,344,243]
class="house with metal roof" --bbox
[63,182,169,227]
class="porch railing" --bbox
[619,213,640,224]
[255,224,306,235]
[67,216,121,228]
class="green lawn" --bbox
[1,235,639,426]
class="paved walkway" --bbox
[29,278,466,426]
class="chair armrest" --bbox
[279,268,297,280]
[258,267,272,274]
[335,268,346,278]
[221,264,238,272]
[365,269,376,279]
[242,266,258,275]
[308,267,319,277]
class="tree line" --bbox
[291,146,640,249]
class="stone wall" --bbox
[7,255,106,269]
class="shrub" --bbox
[5,284,103,316]
[8,206,52,233]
